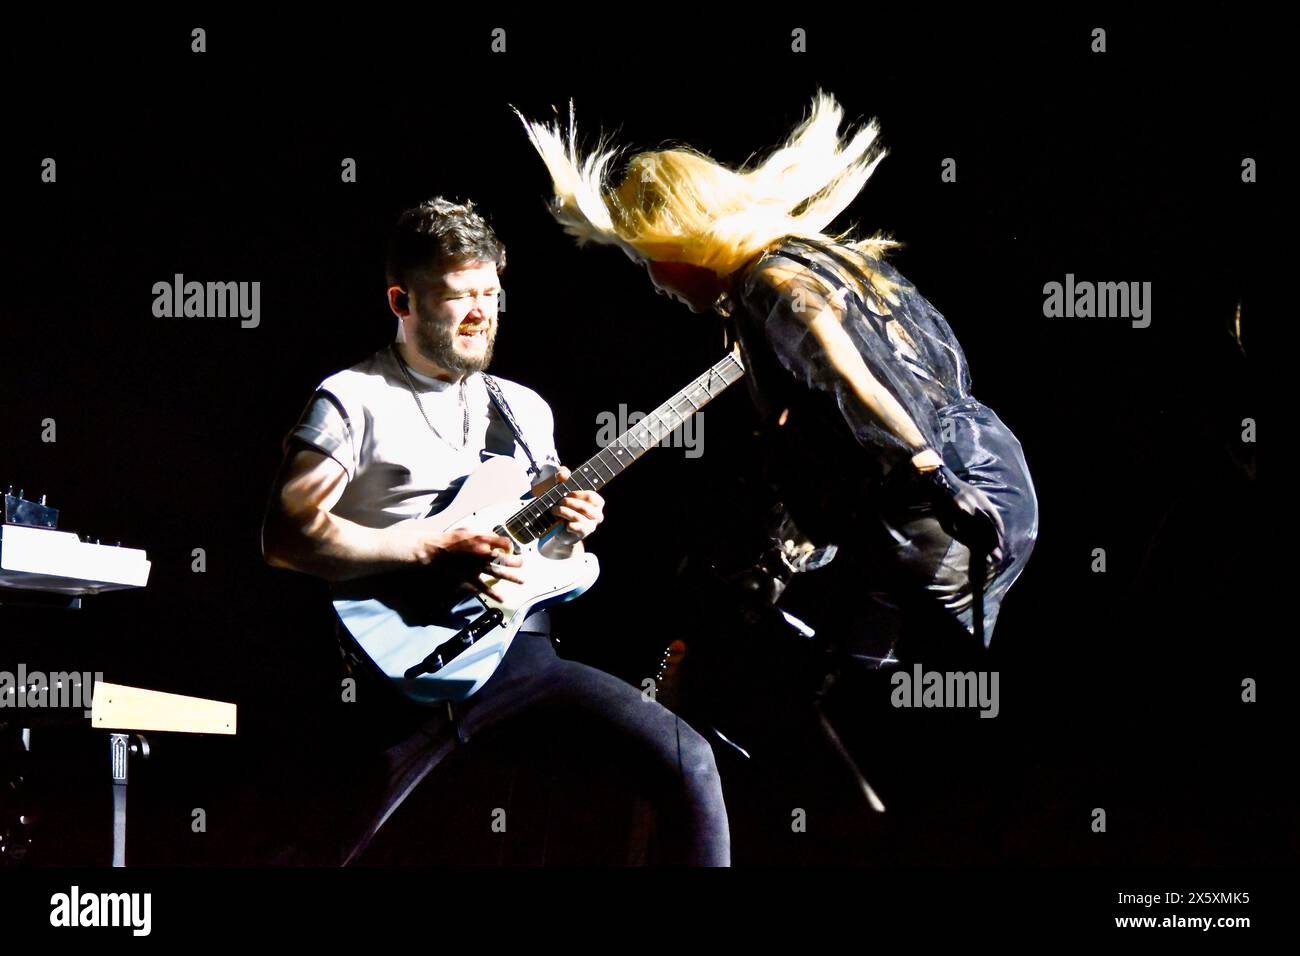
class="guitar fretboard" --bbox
[503,352,744,544]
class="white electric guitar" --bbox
[332,351,745,705]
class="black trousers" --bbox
[286,619,731,867]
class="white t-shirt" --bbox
[283,345,561,529]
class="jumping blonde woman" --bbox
[515,93,1039,654]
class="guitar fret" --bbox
[592,448,617,482]
[664,398,687,428]
[586,458,614,485]
[645,414,668,445]
[604,446,628,477]
[660,409,679,438]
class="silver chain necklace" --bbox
[390,344,470,450]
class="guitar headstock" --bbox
[2,488,58,529]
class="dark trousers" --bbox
[290,623,731,867]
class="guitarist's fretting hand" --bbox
[533,465,606,540]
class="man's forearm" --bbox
[263,508,412,583]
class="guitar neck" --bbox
[502,351,745,545]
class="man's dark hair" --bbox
[385,197,507,291]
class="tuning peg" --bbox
[38,494,46,505]
[16,489,23,499]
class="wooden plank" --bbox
[90,681,236,735]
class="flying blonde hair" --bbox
[513,91,906,302]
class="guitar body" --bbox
[333,455,600,705]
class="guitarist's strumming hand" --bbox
[394,523,525,603]
[533,465,606,540]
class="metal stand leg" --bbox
[109,733,149,868]
[0,727,34,864]
[814,673,887,813]
[447,701,466,745]
[969,547,988,648]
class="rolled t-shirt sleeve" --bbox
[283,389,359,479]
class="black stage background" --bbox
[0,6,1283,915]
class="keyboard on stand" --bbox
[1,487,150,605]
[1,487,234,867]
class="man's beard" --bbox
[413,315,496,375]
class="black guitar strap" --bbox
[481,373,554,638]
[482,374,543,479]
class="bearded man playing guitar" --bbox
[261,198,730,866]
